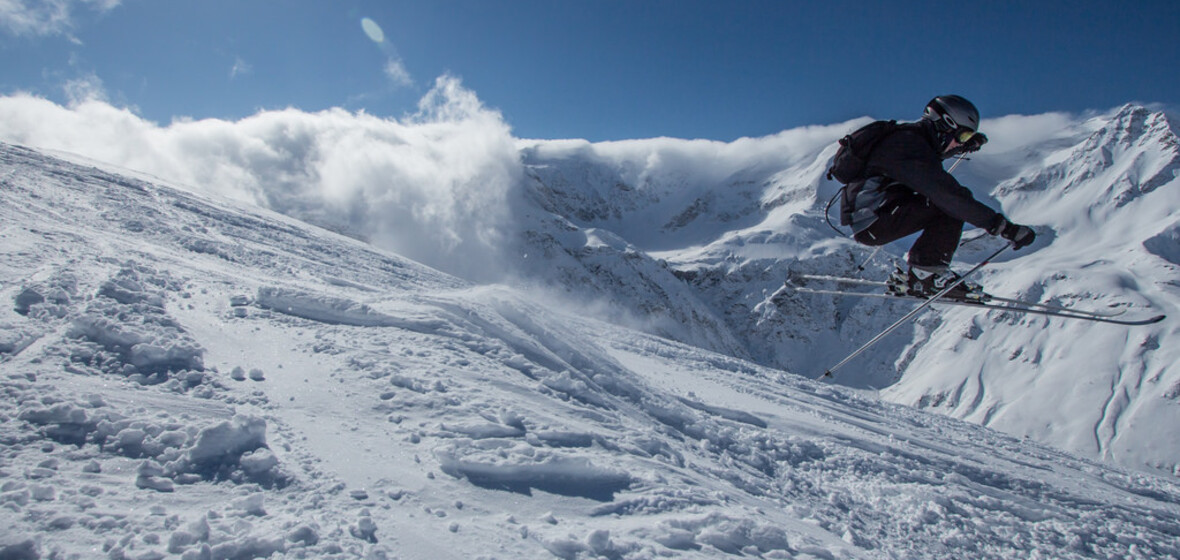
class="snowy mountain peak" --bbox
[1080,105,1179,168]
[993,105,1179,222]
[1104,103,1177,141]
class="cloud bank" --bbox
[0,75,522,282]
[0,0,120,39]
[0,75,1090,283]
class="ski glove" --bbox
[962,132,988,153]
[990,217,1036,250]
[944,132,988,158]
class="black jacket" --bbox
[865,120,1001,230]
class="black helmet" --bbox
[923,95,980,133]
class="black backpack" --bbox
[822,120,906,231]
[826,119,900,184]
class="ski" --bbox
[790,273,1129,318]
[787,284,1165,326]
[813,245,1012,380]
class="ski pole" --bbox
[856,246,884,272]
[818,243,1011,380]
[946,153,969,173]
[958,230,991,248]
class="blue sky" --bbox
[2,0,1178,141]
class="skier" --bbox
[843,95,1037,301]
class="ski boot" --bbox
[886,266,989,303]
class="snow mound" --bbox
[254,286,446,332]
[184,415,283,484]
[15,394,285,488]
[66,262,205,380]
[437,441,632,501]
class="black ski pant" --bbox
[853,196,963,270]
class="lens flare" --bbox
[361,17,384,43]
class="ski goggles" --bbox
[934,112,980,143]
[954,127,979,144]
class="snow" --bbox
[2,134,1180,559]
[3,81,1180,557]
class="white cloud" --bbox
[977,112,1079,153]
[62,71,106,104]
[0,76,522,283]
[230,57,253,79]
[0,0,120,39]
[384,58,412,88]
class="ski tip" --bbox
[816,370,833,381]
[1116,313,1166,326]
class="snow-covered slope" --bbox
[4,142,1180,558]
[516,105,1180,477]
[881,105,1180,473]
